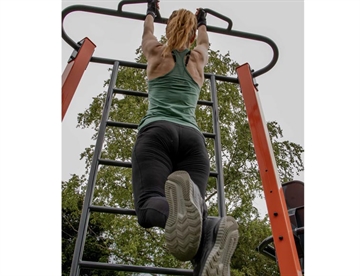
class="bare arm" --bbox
[194,25,209,66]
[142,1,162,60]
[193,9,209,67]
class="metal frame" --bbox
[236,64,302,276]
[62,1,302,275]
[62,37,96,121]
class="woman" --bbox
[131,1,239,275]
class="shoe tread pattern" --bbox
[201,216,239,276]
[165,171,202,261]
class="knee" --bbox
[137,208,153,228]
[136,197,169,229]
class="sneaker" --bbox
[192,216,239,276]
[165,171,204,261]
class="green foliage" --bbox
[64,37,304,275]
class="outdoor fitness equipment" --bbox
[62,1,304,275]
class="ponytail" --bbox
[162,9,197,57]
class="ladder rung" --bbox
[113,89,213,107]
[113,88,148,97]
[210,171,218,177]
[79,261,193,275]
[106,120,215,139]
[203,132,215,138]
[98,159,217,178]
[99,159,132,168]
[107,121,138,129]
[197,100,213,106]
[89,205,136,216]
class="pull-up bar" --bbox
[62,0,279,78]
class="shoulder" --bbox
[142,36,163,60]
[191,45,208,67]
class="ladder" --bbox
[62,1,302,275]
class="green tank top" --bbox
[138,49,201,131]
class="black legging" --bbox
[131,120,210,228]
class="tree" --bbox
[63,38,304,275]
[62,175,119,276]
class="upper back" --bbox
[146,45,205,88]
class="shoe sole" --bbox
[201,216,239,276]
[165,171,202,261]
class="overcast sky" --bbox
[62,0,304,215]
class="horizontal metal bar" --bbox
[114,88,215,105]
[89,205,136,216]
[197,100,213,106]
[99,159,132,168]
[107,121,138,129]
[62,3,278,78]
[91,56,239,83]
[203,132,215,139]
[79,260,193,275]
[113,88,147,97]
[209,171,218,177]
[106,120,215,139]
[99,158,217,177]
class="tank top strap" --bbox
[171,49,191,67]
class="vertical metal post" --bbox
[62,37,96,121]
[236,63,302,276]
[209,74,226,217]
[70,61,120,276]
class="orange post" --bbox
[236,63,302,276]
[62,37,96,121]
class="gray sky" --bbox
[62,0,304,214]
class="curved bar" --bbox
[62,2,279,77]
[204,8,233,30]
[118,0,161,18]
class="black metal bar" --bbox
[117,0,161,18]
[197,100,213,106]
[210,74,226,217]
[203,132,215,139]
[113,88,147,97]
[107,121,138,129]
[256,236,277,261]
[113,88,215,105]
[89,205,136,216]
[62,2,279,78]
[70,61,120,276]
[106,120,215,139]
[210,171,218,177]
[204,8,233,30]
[79,261,193,275]
[99,159,132,168]
[91,56,239,83]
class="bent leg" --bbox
[131,121,178,228]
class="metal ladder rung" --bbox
[106,120,216,138]
[113,88,148,97]
[106,121,137,129]
[209,171,218,177]
[89,205,136,216]
[98,159,219,178]
[99,159,132,168]
[79,261,193,275]
[113,88,214,107]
